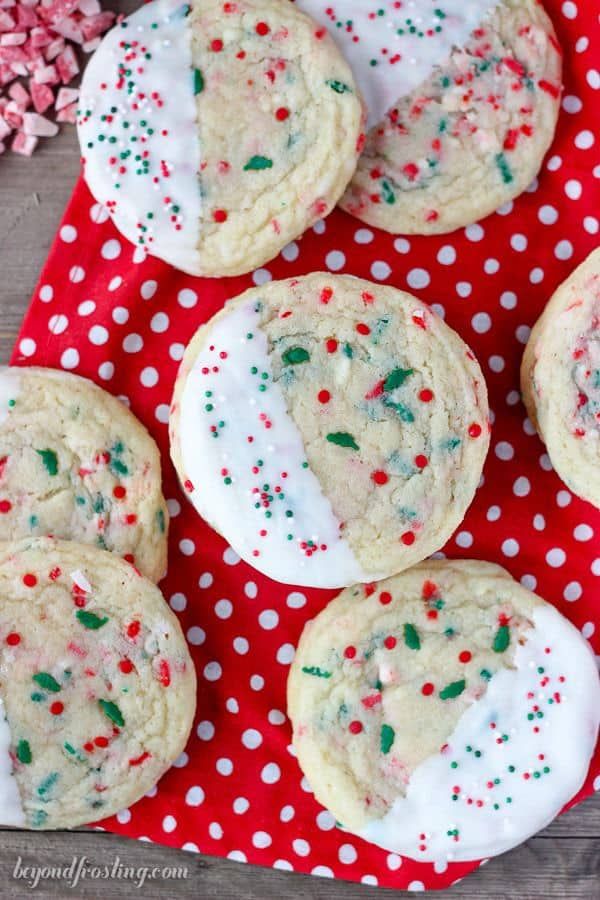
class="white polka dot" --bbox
[455,531,473,548]
[584,216,599,235]
[387,854,402,871]
[314,866,335,879]
[48,314,68,335]
[564,582,582,602]
[161,813,179,833]
[555,239,574,260]
[167,498,181,517]
[487,505,501,522]
[89,325,109,346]
[496,200,513,216]
[169,592,187,612]
[546,548,566,568]
[516,324,531,344]
[252,831,272,849]
[281,241,299,262]
[280,805,295,822]
[592,559,600,577]
[561,1,577,18]
[565,179,583,200]
[215,598,233,619]
[18,337,36,357]
[393,238,411,254]
[502,538,520,557]
[575,129,594,150]
[60,224,77,243]
[326,250,345,271]
[522,574,536,591]
[98,361,114,381]
[273,859,292,870]
[472,312,491,334]
[408,881,425,892]
[112,306,129,324]
[437,245,456,265]
[354,228,374,244]
[187,626,205,646]
[312,218,326,234]
[177,287,197,308]
[506,390,520,406]
[244,581,258,598]
[371,260,391,280]
[69,265,85,283]
[574,524,594,541]
[223,547,240,566]
[540,453,553,471]
[217,757,233,776]
[557,489,572,507]
[510,233,527,252]
[430,303,445,319]
[250,674,264,691]
[226,698,239,714]
[338,844,357,864]
[316,810,336,831]
[488,355,505,373]
[116,809,131,824]
[233,797,249,814]
[259,609,278,630]
[547,155,562,171]
[286,591,306,609]
[179,538,195,556]
[456,281,472,298]
[562,94,582,113]
[495,441,514,461]
[407,268,430,289]
[293,839,310,857]
[533,514,546,531]
[484,258,500,275]
[123,333,143,353]
[500,290,517,309]
[169,342,185,361]
[576,36,588,52]
[582,622,595,640]
[530,267,545,284]
[208,822,223,840]
[513,476,530,497]
[252,268,272,285]
[276,643,295,665]
[60,348,79,370]
[140,280,157,300]
[101,238,121,260]
[185,786,204,807]
[538,205,558,225]
[199,572,213,588]
[108,276,122,292]
[227,850,246,863]
[434,860,448,874]
[78,300,95,316]
[242,728,262,750]
[465,223,484,242]
[204,661,222,682]
[261,762,281,784]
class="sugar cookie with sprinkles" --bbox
[521,248,600,510]
[0,537,196,829]
[296,0,562,234]
[169,273,489,588]
[77,0,363,277]
[288,559,600,862]
[0,367,168,582]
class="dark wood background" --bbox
[0,6,599,894]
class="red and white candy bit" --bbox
[0,0,115,156]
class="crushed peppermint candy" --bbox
[0,0,115,156]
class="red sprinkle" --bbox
[468,423,482,438]
[414,455,428,469]
[344,645,356,659]
[50,701,64,716]
[356,323,371,335]
[210,38,224,51]
[379,591,392,605]
[119,659,134,674]
[5,632,20,646]
[255,21,270,35]
[418,389,434,403]
[0,500,11,514]
[325,339,338,353]
[384,636,397,650]
[371,470,388,486]
[421,682,435,696]
[129,751,151,767]
[127,621,141,639]
[113,485,126,500]
[459,651,472,664]
[401,531,415,546]
[275,107,290,121]
[348,720,363,734]
[318,390,331,404]
[213,209,228,223]
[23,573,37,588]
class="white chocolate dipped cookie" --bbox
[288,559,600,863]
[521,248,600,509]
[169,274,489,588]
[77,0,363,277]
[297,0,562,234]
[0,367,168,582]
[0,538,196,829]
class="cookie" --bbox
[0,538,196,829]
[521,248,600,509]
[297,0,561,234]
[0,367,168,582]
[288,560,600,863]
[77,0,363,277]
[169,274,489,588]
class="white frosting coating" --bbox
[295,0,499,128]
[178,301,373,588]
[0,368,21,426]
[360,604,600,862]
[78,0,201,271]
[0,699,25,826]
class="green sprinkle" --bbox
[157,508,166,534]
[38,772,58,797]
[76,610,109,630]
[326,79,351,94]
[384,367,414,392]
[244,155,273,171]
[99,699,124,727]
[495,152,514,184]
[326,432,359,451]
[301,666,331,679]
[403,623,421,650]
[36,449,58,476]
[282,346,310,365]
[380,724,395,755]
[193,68,204,94]
[343,342,353,358]
[493,625,510,653]
[16,740,31,764]
[480,668,492,681]
[381,180,396,205]
[439,679,466,700]
[32,673,61,693]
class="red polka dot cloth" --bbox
[10,1,600,890]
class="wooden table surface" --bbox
[1,29,599,898]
